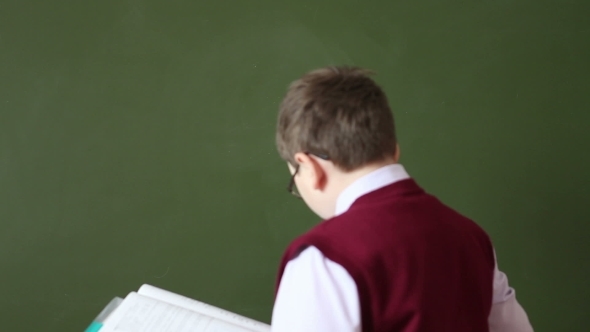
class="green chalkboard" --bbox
[1,1,588,331]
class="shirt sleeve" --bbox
[489,252,534,332]
[271,246,361,332]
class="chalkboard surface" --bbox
[1,1,588,331]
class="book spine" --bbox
[84,297,123,332]
[84,321,103,332]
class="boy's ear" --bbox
[293,152,327,191]
[393,143,401,162]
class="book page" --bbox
[100,292,256,332]
[137,284,270,332]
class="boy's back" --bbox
[277,177,495,332]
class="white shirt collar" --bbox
[334,164,410,216]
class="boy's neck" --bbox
[331,159,397,200]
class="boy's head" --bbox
[276,66,399,219]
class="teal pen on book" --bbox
[84,297,123,332]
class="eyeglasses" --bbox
[287,165,302,198]
[287,152,329,198]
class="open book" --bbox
[87,284,270,332]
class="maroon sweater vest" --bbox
[276,179,495,332]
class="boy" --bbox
[271,67,534,332]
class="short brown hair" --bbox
[276,66,397,172]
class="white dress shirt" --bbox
[271,164,533,332]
